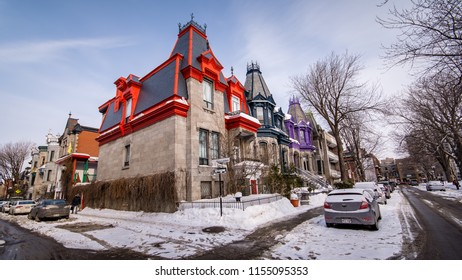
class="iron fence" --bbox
[177,194,283,211]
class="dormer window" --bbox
[232,96,240,112]
[203,79,213,110]
[125,98,132,123]
[256,107,264,124]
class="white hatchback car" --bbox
[353,181,387,205]
[9,200,36,215]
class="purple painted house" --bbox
[284,97,316,172]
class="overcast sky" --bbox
[0,0,413,158]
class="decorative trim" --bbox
[97,96,190,146]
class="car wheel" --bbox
[64,215,70,219]
[28,213,33,220]
[35,215,41,222]
[326,223,333,228]
[371,221,379,231]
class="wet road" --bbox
[0,219,156,260]
[401,187,462,259]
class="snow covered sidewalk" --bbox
[0,189,426,259]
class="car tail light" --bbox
[359,200,369,209]
[323,202,331,209]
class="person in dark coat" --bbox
[71,194,81,214]
[453,179,460,190]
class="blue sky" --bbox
[0,0,412,158]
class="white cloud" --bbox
[0,37,133,64]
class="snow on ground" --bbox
[4,186,457,260]
[269,189,406,260]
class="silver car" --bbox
[426,181,446,191]
[324,188,381,230]
[353,181,387,205]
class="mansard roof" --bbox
[287,96,310,126]
[98,17,232,137]
[244,62,273,101]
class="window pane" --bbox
[124,145,130,167]
[199,130,208,165]
[211,132,219,160]
[203,80,213,110]
[256,107,264,124]
[125,98,132,122]
[232,96,240,112]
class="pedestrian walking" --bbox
[71,194,81,214]
[453,179,460,190]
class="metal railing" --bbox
[177,194,283,211]
[296,168,329,189]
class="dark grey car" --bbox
[28,199,71,221]
[323,189,381,230]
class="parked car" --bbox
[9,200,36,215]
[378,180,395,192]
[426,181,446,191]
[28,199,71,221]
[323,188,381,230]
[353,181,387,205]
[1,197,23,213]
[1,201,11,213]
[0,201,8,212]
[378,183,391,199]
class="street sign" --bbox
[215,168,226,174]
[15,189,21,194]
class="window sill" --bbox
[122,166,130,170]
[202,107,215,114]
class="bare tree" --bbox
[0,141,34,187]
[291,51,384,181]
[390,70,462,178]
[341,112,384,181]
[378,0,462,82]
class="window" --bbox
[199,129,209,165]
[200,181,212,199]
[256,107,264,124]
[232,96,240,112]
[50,150,55,162]
[203,79,213,110]
[211,132,219,160]
[124,145,131,167]
[300,130,306,143]
[259,142,269,164]
[267,109,272,126]
[46,170,52,181]
[125,98,132,123]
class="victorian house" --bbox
[27,132,61,200]
[96,18,260,204]
[54,114,99,198]
[243,62,290,193]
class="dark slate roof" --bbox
[171,29,208,72]
[244,62,272,100]
[287,97,309,124]
[100,102,123,131]
[135,59,187,115]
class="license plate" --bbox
[342,219,352,224]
